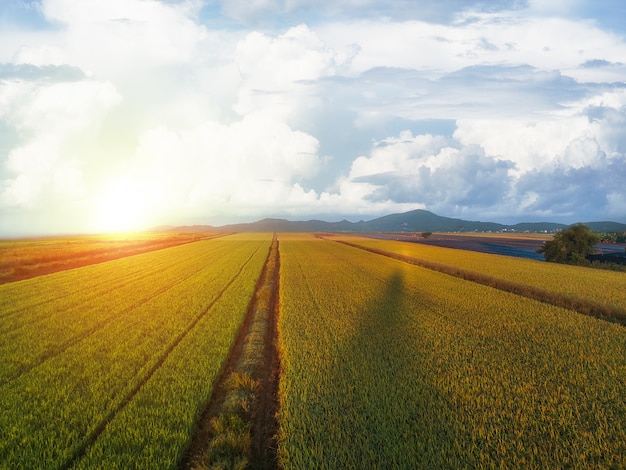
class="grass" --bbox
[4,231,625,468]
[192,236,280,470]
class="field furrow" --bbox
[0,242,234,385]
[0,240,228,324]
[330,235,626,317]
[66,236,269,470]
[0,234,271,469]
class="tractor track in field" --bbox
[0,239,228,324]
[251,236,281,468]
[0,254,225,387]
[59,242,265,470]
[180,235,281,470]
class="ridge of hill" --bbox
[166,209,626,233]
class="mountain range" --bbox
[163,209,626,234]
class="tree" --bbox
[421,232,432,239]
[537,224,599,264]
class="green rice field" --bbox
[0,234,270,469]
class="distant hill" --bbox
[583,221,626,233]
[165,209,626,233]
[353,209,503,232]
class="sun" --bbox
[92,178,151,233]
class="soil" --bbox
[250,239,280,468]
[179,237,280,469]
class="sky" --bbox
[0,0,625,235]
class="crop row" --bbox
[0,238,242,386]
[329,235,626,320]
[0,232,217,284]
[277,234,626,468]
[0,234,271,469]
[0,236,228,318]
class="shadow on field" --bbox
[335,269,465,467]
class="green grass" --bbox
[194,236,280,470]
[0,232,217,284]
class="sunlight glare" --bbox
[92,178,150,233]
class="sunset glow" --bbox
[1,0,625,236]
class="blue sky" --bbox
[0,0,625,235]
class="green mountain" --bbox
[582,221,626,232]
[356,209,505,232]
[167,210,626,233]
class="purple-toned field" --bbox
[364,233,625,261]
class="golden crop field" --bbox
[0,234,271,469]
[277,234,626,468]
[0,232,217,285]
[1,232,625,469]
[330,234,626,321]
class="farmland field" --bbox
[1,232,625,469]
[329,234,626,321]
[0,231,218,285]
[277,234,626,468]
[0,233,271,469]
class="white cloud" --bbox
[219,0,524,25]
[0,77,121,213]
[327,83,626,221]
[1,0,626,234]
[317,13,626,82]
[454,88,626,173]
[29,0,208,77]
[86,111,323,229]
[526,0,584,15]
[337,131,515,217]
[234,24,340,123]
[1,79,121,135]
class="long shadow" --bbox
[334,238,626,325]
[328,270,471,468]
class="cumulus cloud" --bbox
[234,24,341,124]
[1,0,626,234]
[38,0,207,68]
[0,74,122,215]
[336,131,515,217]
[337,88,626,222]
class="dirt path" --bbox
[180,235,281,469]
[250,237,281,468]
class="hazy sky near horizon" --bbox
[1,0,625,235]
